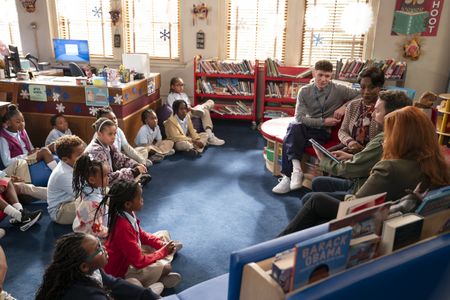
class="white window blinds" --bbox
[123,0,180,60]
[226,0,287,61]
[300,0,368,67]
[54,0,113,58]
[0,0,22,51]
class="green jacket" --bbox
[319,132,384,193]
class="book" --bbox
[290,226,352,291]
[415,186,450,216]
[336,192,387,219]
[380,214,424,255]
[346,233,380,268]
[271,249,295,293]
[329,202,392,239]
[421,208,450,239]
[309,138,340,164]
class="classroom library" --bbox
[0,0,450,299]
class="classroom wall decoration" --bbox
[391,0,444,36]
[402,36,422,60]
[19,0,37,13]
[192,3,210,25]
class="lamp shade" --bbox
[340,3,373,35]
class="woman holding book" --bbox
[279,105,450,236]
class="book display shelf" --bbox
[262,59,312,122]
[193,56,258,125]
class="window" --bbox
[300,0,368,66]
[123,0,180,60]
[54,0,113,58]
[226,0,288,61]
[0,0,22,50]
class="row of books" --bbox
[196,79,254,96]
[196,59,255,75]
[263,110,290,119]
[265,82,303,99]
[338,58,407,80]
[210,101,252,116]
[271,187,450,293]
[266,58,312,79]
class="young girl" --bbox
[164,100,209,156]
[0,104,57,171]
[101,180,182,289]
[135,109,175,163]
[167,77,224,146]
[72,154,109,238]
[85,117,150,186]
[45,113,73,146]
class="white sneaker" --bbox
[161,272,182,288]
[148,282,164,295]
[290,171,304,190]
[173,240,183,252]
[145,159,153,168]
[272,176,291,194]
[166,149,176,156]
[208,135,225,146]
[0,290,17,300]
[191,106,205,118]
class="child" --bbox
[35,232,162,299]
[0,104,57,171]
[135,109,175,163]
[167,77,224,146]
[47,135,86,225]
[85,118,150,186]
[96,107,151,168]
[164,100,209,156]
[72,154,109,238]
[101,180,182,289]
[45,113,72,146]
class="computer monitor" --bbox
[53,39,90,63]
[7,45,22,76]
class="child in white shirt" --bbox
[45,113,73,146]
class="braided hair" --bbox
[72,153,106,199]
[35,232,109,299]
[95,106,114,119]
[172,99,187,116]
[2,104,21,123]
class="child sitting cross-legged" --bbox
[101,180,182,290]
[135,109,175,163]
[72,154,109,238]
[45,113,73,147]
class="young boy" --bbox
[47,135,85,225]
[135,109,175,163]
[45,114,73,146]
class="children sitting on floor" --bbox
[85,118,150,186]
[164,100,209,156]
[167,77,224,146]
[45,113,72,146]
[135,109,175,163]
[100,180,182,290]
[47,135,86,225]
[0,104,57,172]
[72,154,109,238]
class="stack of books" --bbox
[266,82,302,98]
[211,101,252,116]
[338,59,407,80]
[196,79,254,96]
[197,59,254,75]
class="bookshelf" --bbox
[193,56,258,125]
[262,59,312,122]
[437,93,450,145]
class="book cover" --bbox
[290,226,352,291]
[271,249,295,293]
[415,186,450,216]
[346,233,380,268]
[336,192,387,219]
[330,202,392,239]
[421,208,450,239]
[380,214,424,255]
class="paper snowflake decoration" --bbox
[92,6,102,18]
[89,106,99,116]
[313,34,325,46]
[20,89,29,100]
[52,92,60,102]
[160,29,170,41]
[56,103,65,113]
[113,93,123,104]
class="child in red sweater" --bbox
[100,180,182,289]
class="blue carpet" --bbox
[1,120,309,299]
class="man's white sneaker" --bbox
[290,171,304,190]
[161,272,182,288]
[272,176,291,194]
[208,135,225,146]
[148,282,164,295]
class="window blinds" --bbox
[123,0,180,60]
[0,0,22,51]
[226,0,287,62]
[300,0,368,67]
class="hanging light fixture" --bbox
[305,5,329,30]
[340,3,373,35]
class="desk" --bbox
[0,74,161,145]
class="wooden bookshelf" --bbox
[193,56,258,124]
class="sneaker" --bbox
[186,149,200,157]
[208,135,225,146]
[166,149,176,156]
[161,272,182,288]
[9,209,42,232]
[272,176,291,194]
[148,282,164,295]
[290,171,304,190]
[191,106,205,118]
[138,174,152,187]
[149,154,164,163]
[173,240,183,252]
[145,159,153,168]
[0,290,17,300]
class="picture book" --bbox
[380,213,424,255]
[346,234,380,269]
[271,249,295,293]
[415,186,450,216]
[309,138,340,164]
[336,192,387,219]
[290,226,352,291]
[329,202,392,239]
[421,208,450,239]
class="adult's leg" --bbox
[174,141,194,152]
[13,183,47,201]
[311,176,354,201]
[54,200,77,225]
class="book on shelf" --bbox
[421,208,450,239]
[263,110,289,119]
[338,58,406,81]
[380,213,424,255]
[329,202,392,239]
[271,249,295,293]
[347,233,380,269]
[197,59,254,75]
[336,192,387,219]
[211,101,252,116]
[290,226,352,291]
[415,186,450,216]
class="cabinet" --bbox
[437,93,450,145]
[193,56,258,124]
[262,60,312,122]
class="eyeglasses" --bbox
[85,239,106,262]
